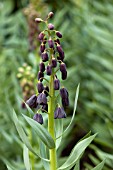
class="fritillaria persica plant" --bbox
[13,12,98,170]
[26,11,69,169]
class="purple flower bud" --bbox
[56,45,65,59]
[54,107,66,119]
[37,82,44,93]
[26,94,37,108]
[37,93,47,105]
[54,39,60,45]
[46,65,52,75]
[54,78,60,90]
[48,12,54,18]
[48,23,54,30]
[38,71,44,81]
[56,31,62,38]
[59,51,64,60]
[48,39,54,48]
[60,63,66,72]
[38,32,45,41]
[61,70,67,80]
[33,113,43,124]
[44,86,49,96]
[60,88,68,99]
[41,52,48,62]
[42,104,48,112]
[35,18,43,23]
[40,44,45,53]
[51,58,57,67]
[57,55,64,62]
[60,63,67,80]
[39,62,45,72]
[62,97,69,107]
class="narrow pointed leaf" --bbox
[91,160,105,170]
[23,144,31,170]
[58,134,97,170]
[55,119,63,149]
[13,110,49,162]
[74,160,80,170]
[40,142,50,170]
[56,84,79,139]
[22,114,55,149]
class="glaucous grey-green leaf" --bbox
[40,141,50,170]
[74,160,80,170]
[91,160,105,170]
[55,119,63,150]
[13,110,49,162]
[58,134,96,170]
[23,144,31,170]
[22,114,55,149]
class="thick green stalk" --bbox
[48,73,57,170]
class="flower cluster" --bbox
[26,12,69,124]
[17,63,35,108]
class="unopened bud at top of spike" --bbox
[48,12,54,18]
[48,23,54,30]
[35,18,43,23]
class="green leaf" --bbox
[12,110,49,162]
[58,134,97,170]
[74,160,80,170]
[55,119,63,150]
[25,102,34,116]
[23,144,31,170]
[22,114,55,149]
[40,142,50,170]
[56,84,79,140]
[91,160,105,170]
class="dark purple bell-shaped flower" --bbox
[60,63,67,80]
[40,44,45,53]
[54,78,60,90]
[51,58,57,68]
[56,44,63,54]
[44,86,49,96]
[56,31,62,38]
[38,71,44,81]
[46,65,52,75]
[33,113,43,124]
[60,63,66,72]
[61,70,67,80]
[42,104,48,112]
[37,82,44,93]
[62,97,69,107]
[37,93,47,105]
[26,94,37,108]
[48,39,54,48]
[54,106,66,119]
[39,62,45,72]
[60,87,69,99]
[41,52,48,62]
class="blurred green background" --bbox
[1,0,113,169]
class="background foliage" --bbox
[0,0,113,169]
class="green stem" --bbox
[48,73,57,170]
